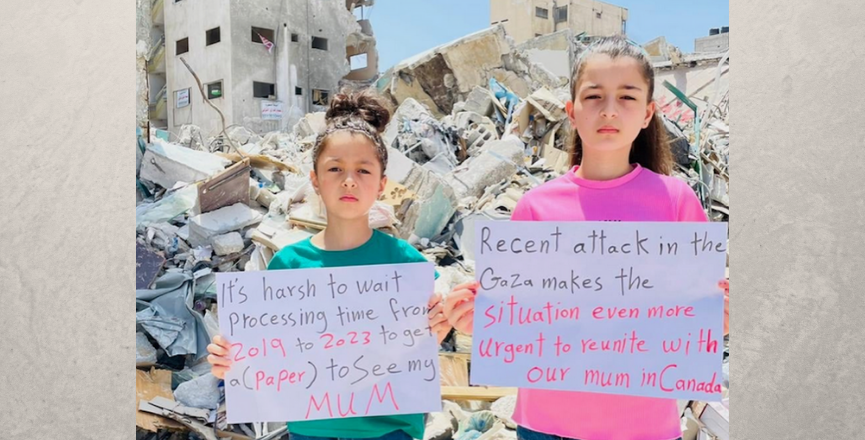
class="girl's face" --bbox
[310,131,386,221]
[566,54,655,155]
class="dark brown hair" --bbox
[569,35,672,175]
[312,88,390,174]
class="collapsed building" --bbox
[136,23,730,440]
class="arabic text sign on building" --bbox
[261,101,283,120]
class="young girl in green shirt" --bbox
[207,89,452,440]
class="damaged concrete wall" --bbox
[345,18,379,81]
[165,0,234,138]
[229,0,284,135]
[654,61,729,125]
[381,26,535,117]
[163,0,358,138]
[301,0,358,112]
[515,29,574,80]
[231,0,357,133]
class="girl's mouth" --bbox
[340,195,358,202]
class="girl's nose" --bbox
[601,99,618,118]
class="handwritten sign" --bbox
[261,101,283,120]
[470,221,727,401]
[216,262,441,423]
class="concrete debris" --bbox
[658,53,730,222]
[177,124,206,151]
[463,86,495,117]
[140,139,231,189]
[227,126,262,146]
[490,395,517,429]
[385,147,459,242]
[389,99,460,173]
[293,111,328,139]
[173,373,222,410]
[136,184,198,229]
[424,409,458,440]
[188,203,263,247]
[136,25,729,439]
[210,232,245,256]
[451,111,499,158]
[378,25,570,117]
[443,137,525,202]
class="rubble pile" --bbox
[665,76,730,223]
[135,29,730,440]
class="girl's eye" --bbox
[585,95,601,100]
[621,96,636,101]
[328,167,341,172]
[359,169,371,175]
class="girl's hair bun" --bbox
[325,89,390,133]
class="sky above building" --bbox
[368,0,729,72]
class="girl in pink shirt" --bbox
[443,36,729,440]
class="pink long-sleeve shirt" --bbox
[509,163,708,440]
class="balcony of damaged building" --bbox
[134,24,729,440]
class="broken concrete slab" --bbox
[444,137,525,201]
[136,184,199,229]
[439,26,511,96]
[210,232,244,256]
[173,373,222,410]
[385,97,460,173]
[383,26,512,116]
[255,187,278,210]
[379,179,416,213]
[490,69,531,99]
[292,111,327,138]
[227,126,262,146]
[526,87,566,122]
[463,86,495,117]
[140,139,231,189]
[385,146,459,241]
[383,98,434,149]
[516,29,575,81]
[177,124,206,151]
[188,203,263,247]
[382,70,447,119]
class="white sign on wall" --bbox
[176,89,190,108]
[261,101,283,120]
